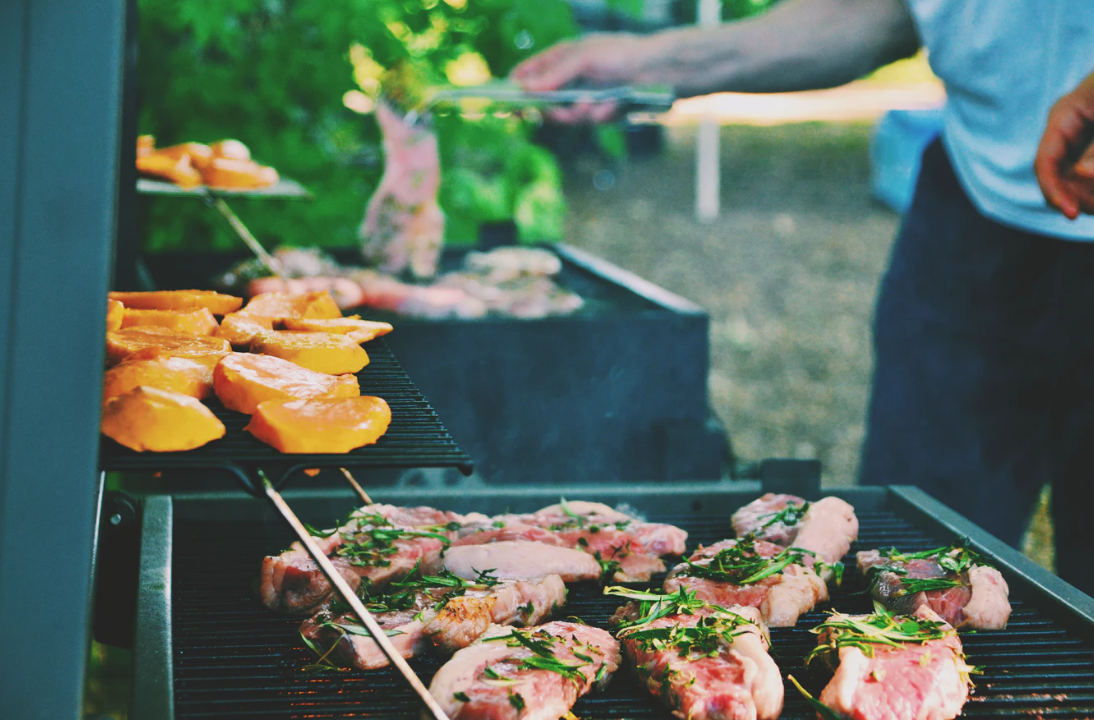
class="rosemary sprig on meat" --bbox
[806,603,956,668]
[604,586,714,630]
[866,540,991,596]
[622,614,751,658]
[758,501,810,529]
[678,537,813,585]
[480,628,590,685]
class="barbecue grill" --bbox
[6,4,1094,720]
[131,482,1094,720]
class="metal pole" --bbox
[695,0,721,222]
[262,475,449,720]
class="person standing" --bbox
[513,0,1094,594]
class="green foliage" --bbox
[137,0,579,252]
[674,0,783,24]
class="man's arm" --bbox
[512,0,920,98]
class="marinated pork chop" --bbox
[444,541,602,583]
[610,592,783,720]
[429,621,621,720]
[857,544,1011,629]
[732,494,858,565]
[810,606,973,720]
[300,573,567,669]
[485,501,689,581]
[259,504,466,614]
[664,538,828,627]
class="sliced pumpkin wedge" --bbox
[251,331,369,374]
[106,326,231,367]
[121,307,219,336]
[246,396,391,454]
[101,386,225,452]
[281,316,393,344]
[108,290,243,315]
[213,352,360,415]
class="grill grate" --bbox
[100,339,473,485]
[171,511,1094,719]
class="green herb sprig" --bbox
[758,501,810,529]
[679,538,813,585]
[806,603,955,669]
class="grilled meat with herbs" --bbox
[796,604,975,720]
[732,494,859,565]
[608,587,783,720]
[300,568,567,669]
[856,542,1011,629]
[664,538,830,627]
[429,621,621,720]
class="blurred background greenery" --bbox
[136,0,782,254]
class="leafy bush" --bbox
[137,0,579,252]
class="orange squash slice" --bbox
[121,307,219,336]
[103,356,213,406]
[108,290,243,315]
[216,311,274,346]
[101,386,225,452]
[106,299,125,332]
[281,316,393,344]
[246,396,391,453]
[251,331,369,375]
[213,352,360,415]
[241,291,342,322]
[106,326,231,367]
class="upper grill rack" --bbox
[100,338,473,492]
[169,508,1094,719]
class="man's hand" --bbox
[510,34,650,123]
[1035,72,1094,219]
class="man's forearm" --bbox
[628,0,920,97]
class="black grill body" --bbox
[133,485,1094,720]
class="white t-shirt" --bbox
[906,0,1094,239]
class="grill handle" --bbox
[262,474,450,720]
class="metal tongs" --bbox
[261,470,450,720]
[403,79,676,125]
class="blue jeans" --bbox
[861,139,1094,596]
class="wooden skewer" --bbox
[262,474,449,720]
[339,467,374,505]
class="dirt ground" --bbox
[560,121,1054,569]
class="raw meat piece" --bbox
[299,573,567,669]
[664,538,828,627]
[429,621,621,720]
[856,544,1011,629]
[444,541,602,583]
[809,605,973,720]
[494,501,688,582]
[258,504,465,614]
[614,598,783,720]
[359,101,444,280]
[732,494,858,565]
